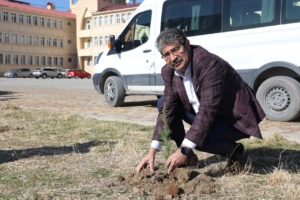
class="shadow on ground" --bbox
[122,100,157,107]
[197,147,300,176]
[0,91,19,101]
[0,140,116,165]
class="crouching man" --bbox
[136,28,265,174]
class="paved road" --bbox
[0,77,300,143]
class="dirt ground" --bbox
[1,78,300,144]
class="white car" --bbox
[33,68,63,79]
[61,69,70,78]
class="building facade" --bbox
[70,0,139,75]
[0,0,77,76]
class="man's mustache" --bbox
[171,58,183,67]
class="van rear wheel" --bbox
[104,76,125,107]
[256,76,300,121]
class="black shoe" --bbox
[226,143,248,174]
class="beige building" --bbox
[70,0,139,75]
[0,0,78,76]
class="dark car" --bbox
[66,69,91,79]
[4,68,33,78]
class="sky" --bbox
[25,0,143,12]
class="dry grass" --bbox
[0,102,300,199]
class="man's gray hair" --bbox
[156,28,187,53]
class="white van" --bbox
[93,0,300,122]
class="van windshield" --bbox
[120,10,152,52]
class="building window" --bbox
[86,20,90,29]
[40,37,45,46]
[0,32,2,42]
[26,15,31,24]
[0,54,3,64]
[35,56,39,65]
[21,55,26,65]
[28,55,33,65]
[127,13,131,19]
[99,36,103,45]
[11,13,17,23]
[47,19,51,27]
[59,57,64,66]
[27,35,32,44]
[5,54,11,64]
[87,57,91,66]
[33,16,38,25]
[19,14,24,23]
[47,38,52,46]
[94,17,98,26]
[68,58,73,62]
[53,19,57,28]
[5,33,10,43]
[105,36,108,45]
[13,55,18,64]
[94,56,98,65]
[48,57,52,66]
[4,11,9,21]
[94,37,98,46]
[116,14,120,24]
[41,56,46,65]
[105,16,108,25]
[12,33,17,43]
[59,20,63,29]
[87,39,91,48]
[40,17,44,26]
[20,35,26,44]
[34,36,39,45]
[53,38,57,47]
[54,57,58,66]
[68,39,72,44]
[121,13,125,23]
[99,16,102,26]
[0,10,1,21]
[59,39,63,47]
[67,21,72,26]
[110,15,114,24]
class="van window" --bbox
[229,0,276,28]
[162,0,222,36]
[120,10,152,52]
[283,0,300,23]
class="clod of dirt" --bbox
[117,176,125,181]
[0,125,10,133]
[167,183,179,197]
[124,166,217,198]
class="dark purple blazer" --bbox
[153,45,266,147]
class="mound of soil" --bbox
[117,165,217,199]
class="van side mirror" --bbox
[108,35,121,53]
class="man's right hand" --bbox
[136,148,157,172]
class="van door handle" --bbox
[143,49,152,53]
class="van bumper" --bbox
[92,73,102,94]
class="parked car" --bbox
[33,68,63,79]
[4,68,33,78]
[67,69,91,79]
[61,69,70,78]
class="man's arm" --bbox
[186,58,227,146]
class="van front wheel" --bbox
[104,76,125,107]
[256,76,300,121]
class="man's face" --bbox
[161,40,191,73]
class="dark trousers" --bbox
[157,96,249,157]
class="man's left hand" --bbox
[166,149,187,174]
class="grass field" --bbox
[0,102,299,199]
